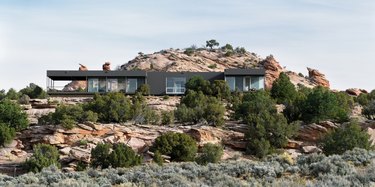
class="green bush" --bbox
[19,83,47,99]
[196,143,224,165]
[109,143,143,168]
[76,161,88,171]
[83,110,98,122]
[208,64,217,69]
[131,93,160,125]
[301,86,350,123]
[18,94,30,104]
[24,144,60,172]
[184,48,195,56]
[161,111,174,125]
[234,47,246,55]
[211,80,231,100]
[84,93,132,123]
[136,84,150,96]
[151,132,198,162]
[153,150,164,166]
[50,104,85,127]
[235,91,299,157]
[175,91,225,126]
[60,116,76,129]
[91,143,112,169]
[321,122,373,155]
[185,76,212,95]
[5,88,20,100]
[271,72,298,104]
[0,123,16,147]
[0,99,28,131]
[363,100,375,120]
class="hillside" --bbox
[120,48,329,89]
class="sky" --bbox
[0,0,374,91]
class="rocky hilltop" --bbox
[120,48,330,89]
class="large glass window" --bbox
[88,78,99,92]
[166,77,186,94]
[225,76,236,91]
[251,76,259,89]
[107,79,118,92]
[258,76,265,89]
[118,78,126,93]
[244,77,251,91]
[99,78,106,92]
[126,78,138,93]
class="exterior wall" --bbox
[147,72,224,95]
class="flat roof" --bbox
[224,68,265,76]
[47,70,147,80]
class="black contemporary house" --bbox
[46,69,265,96]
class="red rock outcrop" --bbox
[62,64,88,91]
[102,62,111,71]
[307,67,330,88]
[260,55,283,89]
[346,88,368,96]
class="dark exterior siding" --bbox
[147,72,224,95]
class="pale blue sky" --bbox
[0,0,374,91]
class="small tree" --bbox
[108,143,143,168]
[363,100,375,120]
[19,83,47,99]
[196,143,223,165]
[6,88,19,100]
[0,123,16,147]
[271,72,297,104]
[211,80,231,100]
[91,143,112,169]
[321,122,373,155]
[151,132,198,162]
[24,144,60,172]
[206,39,219,50]
[161,111,174,125]
[153,150,164,166]
[0,99,29,131]
[136,84,150,96]
[185,76,212,95]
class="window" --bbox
[118,78,126,92]
[225,76,236,91]
[99,78,106,92]
[251,76,259,89]
[166,77,186,94]
[126,78,138,93]
[107,79,118,92]
[88,78,99,92]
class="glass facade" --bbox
[166,77,186,94]
[225,76,264,91]
[126,78,138,93]
[88,78,99,92]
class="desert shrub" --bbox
[234,47,246,55]
[161,111,174,125]
[0,99,28,131]
[342,148,375,166]
[60,117,76,129]
[131,93,160,125]
[18,94,30,104]
[24,144,60,172]
[76,161,88,171]
[151,132,198,162]
[321,122,373,155]
[109,143,143,168]
[300,86,349,123]
[5,88,20,100]
[185,76,212,95]
[184,48,195,56]
[19,83,47,99]
[175,90,225,126]
[270,72,298,104]
[235,91,299,157]
[84,93,132,123]
[136,84,150,96]
[162,95,169,100]
[196,143,224,165]
[206,39,219,49]
[91,143,112,169]
[0,123,16,147]
[208,64,217,69]
[153,150,164,166]
[0,89,6,101]
[83,110,98,122]
[224,50,234,57]
[221,44,234,51]
[363,100,375,120]
[211,80,231,100]
[355,93,370,106]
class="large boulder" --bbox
[307,67,330,88]
[260,55,283,89]
[297,121,339,142]
[63,64,88,91]
[346,88,368,96]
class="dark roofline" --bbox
[224,68,265,76]
[47,70,147,80]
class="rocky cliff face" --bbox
[307,67,330,88]
[62,64,88,91]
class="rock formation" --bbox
[62,64,88,91]
[102,62,111,71]
[346,88,368,96]
[307,67,330,88]
[260,55,283,89]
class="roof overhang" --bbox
[224,68,265,76]
[47,70,147,80]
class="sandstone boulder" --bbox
[297,121,338,142]
[103,62,111,71]
[260,55,283,89]
[307,67,330,88]
[346,88,368,96]
[63,64,88,91]
[302,146,322,154]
